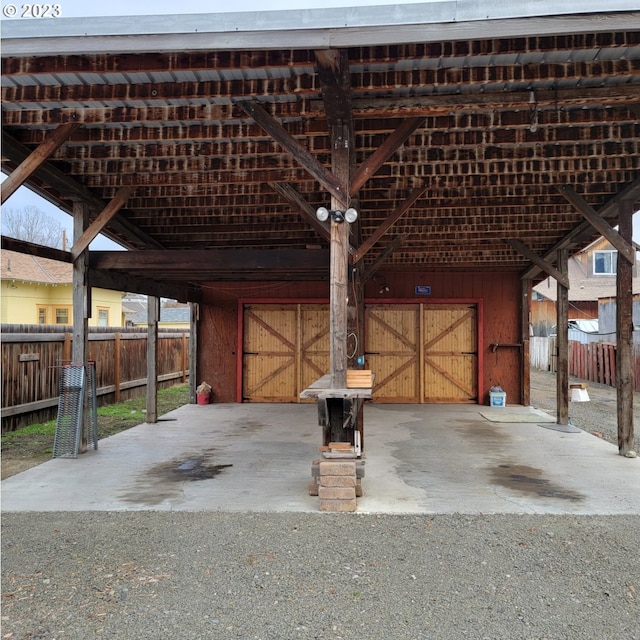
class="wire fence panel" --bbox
[52,365,85,459]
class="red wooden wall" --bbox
[198,271,523,405]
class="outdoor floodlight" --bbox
[345,207,358,223]
[316,206,330,222]
[316,206,359,224]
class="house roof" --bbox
[533,250,640,302]
[2,2,639,290]
[129,306,190,324]
[0,249,71,285]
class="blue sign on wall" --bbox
[415,285,431,295]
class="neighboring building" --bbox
[128,302,190,329]
[1,249,125,326]
[532,237,640,337]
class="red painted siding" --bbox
[198,271,523,405]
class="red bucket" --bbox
[197,392,210,405]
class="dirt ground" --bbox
[1,386,190,480]
[529,367,640,451]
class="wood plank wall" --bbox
[2,325,189,432]
[199,271,521,405]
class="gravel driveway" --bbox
[2,370,638,640]
[529,367,640,452]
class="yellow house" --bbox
[1,249,124,326]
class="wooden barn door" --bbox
[364,304,420,402]
[299,305,330,401]
[365,302,478,403]
[422,304,477,403]
[243,303,329,402]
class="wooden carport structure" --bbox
[1,1,638,460]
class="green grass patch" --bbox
[2,384,190,454]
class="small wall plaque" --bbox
[415,285,431,295]
[19,353,40,362]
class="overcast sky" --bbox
[4,0,430,18]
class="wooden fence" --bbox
[2,325,190,432]
[530,336,640,391]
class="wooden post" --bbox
[521,278,532,406]
[327,122,352,442]
[616,199,636,457]
[329,126,350,391]
[62,332,72,364]
[146,296,158,423]
[189,302,198,404]
[181,332,187,383]
[556,249,569,425]
[114,332,121,403]
[348,235,366,449]
[72,200,90,452]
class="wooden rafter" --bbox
[1,123,80,204]
[557,185,636,265]
[507,238,570,288]
[236,100,344,202]
[1,132,162,250]
[269,182,332,244]
[71,187,134,259]
[521,177,640,280]
[362,235,408,281]
[353,185,427,263]
[350,118,425,196]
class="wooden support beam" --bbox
[315,48,356,444]
[72,200,90,453]
[269,181,332,243]
[71,187,133,259]
[0,123,80,204]
[350,117,425,196]
[616,198,636,457]
[146,296,159,423]
[362,235,408,281]
[1,236,72,263]
[237,100,344,202]
[522,177,640,280]
[189,303,199,404]
[556,249,569,426]
[557,185,636,265]
[507,238,570,289]
[353,185,426,263]
[1,132,162,250]
[89,268,196,304]
[90,249,329,275]
[521,278,532,407]
[329,123,351,393]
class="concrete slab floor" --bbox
[1,403,638,514]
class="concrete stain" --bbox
[118,452,232,505]
[490,463,585,502]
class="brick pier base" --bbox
[309,456,365,512]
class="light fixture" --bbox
[316,206,359,224]
[316,206,329,222]
[345,207,358,223]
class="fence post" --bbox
[181,332,187,383]
[114,332,121,403]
